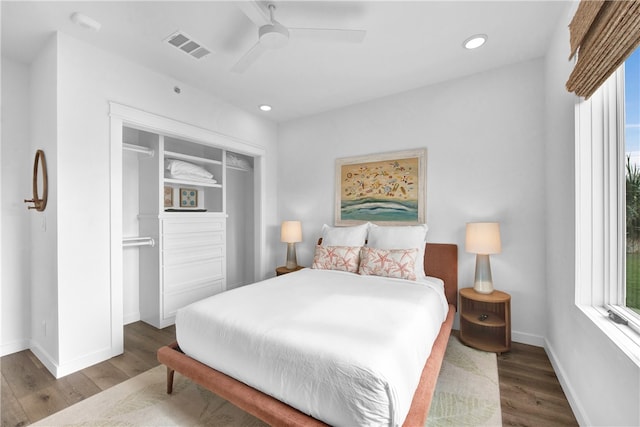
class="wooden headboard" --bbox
[424,243,458,309]
[316,239,458,309]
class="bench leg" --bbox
[166,367,175,394]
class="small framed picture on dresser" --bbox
[180,188,198,208]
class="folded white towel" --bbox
[165,159,213,179]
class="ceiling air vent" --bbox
[165,31,212,60]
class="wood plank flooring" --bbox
[1,322,176,427]
[1,323,578,427]
[498,342,578,426]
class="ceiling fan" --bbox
[232,2,366,73]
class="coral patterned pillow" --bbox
[312,245,361,273]
[358,247,419,281]
[311,245,360,273]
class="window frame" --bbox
[575,65,640,366]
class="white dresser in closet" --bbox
[160,215,225,325]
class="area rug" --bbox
[425,337,502,427]
[32,336,500,427]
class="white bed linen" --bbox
[176,268,449,427]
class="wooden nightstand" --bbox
[276,265,305,276]
[459,287,511,354]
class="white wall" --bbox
[543,6,640,426]
[278,59,547,345]
[28,36,60,370]
[18,31,279,376]
[1,58,32,355]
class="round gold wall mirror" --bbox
[24,149,48,211]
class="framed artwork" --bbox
[164,186,174,208]
[180,188,198,208]
[335,149,427,225]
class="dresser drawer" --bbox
[163,279,224,319]
[163,230,224,251]
[162,218,224,235]
[163,258,224,292]
[163,245,224,266]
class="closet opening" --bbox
[110,102,266,357]
[122,126,258,328]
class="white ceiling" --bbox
[1,1,570,122]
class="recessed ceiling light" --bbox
[463,34,487,50]
[259,104,272,112]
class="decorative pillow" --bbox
[312,245,361,273]
[366,224,429,278]
[165,159,213,179]
[358,247,419,280]
[320,223,370,246]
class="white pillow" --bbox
[165,159,213,179]
[366,224,429,278]
[321,223,369,246]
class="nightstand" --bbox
[276,265,305,276]
[459,287,511,354]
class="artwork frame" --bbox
[164,186,174,208]
[179,188,198,208]
[335,149,427,226]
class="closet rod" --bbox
[122,237,155,248]
[123,143,154,157]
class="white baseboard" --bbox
[29,340,59,377]
[30,340,122,379]
[512,330,545,347]
[544,338,590,426]
[55,345,121,379]
[123,311,141,325]
[0,339,30,357]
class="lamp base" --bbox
[285,242,298,270]
[473,254,494,294]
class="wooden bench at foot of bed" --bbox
[157,305,454,427]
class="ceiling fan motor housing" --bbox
[259,22,289,48]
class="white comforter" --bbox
[176,268,449,427]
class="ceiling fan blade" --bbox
[231,42,267,73]
[237,1,271,27]
[288,28,366,43]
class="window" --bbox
[624,48,640,320]
[575,46,640,361]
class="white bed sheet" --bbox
[176,268,449,427]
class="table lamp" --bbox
[465,222,501,294]
[281,221,302,269]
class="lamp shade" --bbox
[281,221,302,243]
[465,222,501,255]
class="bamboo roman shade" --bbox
[566,0,640,99]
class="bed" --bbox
[157,240,457,427]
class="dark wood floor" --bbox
[498,343,578,426]
[2,323,578,427]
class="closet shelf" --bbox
[164,150,222,166]
[164,177,222,188]
[123,143,154,157]
[227,165,250,172]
